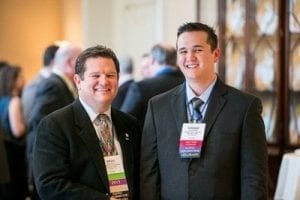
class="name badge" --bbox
[104,155,129,199]
[179,123,206,158]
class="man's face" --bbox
[74,57,119,112]
[176,31,219,82]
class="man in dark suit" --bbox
[27,43,82,199]
[112,55,134,109]
[33,45,141,199]
[121,43,184,126]
[140,22,268,199]
[22,44,59,128]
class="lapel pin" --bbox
[125,133,130,140]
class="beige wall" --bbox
[0,0,82,83]
[0,0,197,82]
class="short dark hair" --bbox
[75,45,120,79]
[0,64,21,96]
[43,44,59,66]
[177,22,218,51]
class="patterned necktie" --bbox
[95,114,116,156]
[191,97,204,122]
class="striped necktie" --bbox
[191,97,204,122]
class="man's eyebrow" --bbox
[193,45,204,48]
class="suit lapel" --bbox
[203,78,227,138]
[111,109,134,189]
[171,83,188,135]
[72,99,109,191]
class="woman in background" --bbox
[0,62,10,184]
[0,63,27,200]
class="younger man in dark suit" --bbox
[33,45,141,199]
[140,22,267,199]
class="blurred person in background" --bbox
[112,55,134,109]
[22,44,59,128]
[121,43,184,126]
[27,43,82,200]
[0,64,27,200]
[139,53,152,80]
[22,44,59,200]
[0,62,10,185]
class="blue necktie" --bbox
[191,97,203,122]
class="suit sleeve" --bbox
[241,97,268,199]
[140,99,161,200]
[33,116,110,200]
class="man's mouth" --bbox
[185,64,198,69]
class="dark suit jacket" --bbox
[112,79,134,109]
[140,78,267,200]
[27,74,75,164]
[33,99,141,200]
[22,73,47,128]
[121,70,184,126]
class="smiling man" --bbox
[33,45,141,200]
[140,22,267,199]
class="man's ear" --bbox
[73,74,81,90]
[213,48,221,63]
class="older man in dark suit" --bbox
[140,22,267,199]
[121,43,184,126]
[33,45,141,199]
[27,43,82,199]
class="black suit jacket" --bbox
[112,79,134,109]
[140,78,267,200]
[27,74,75,166]
[33,99,141,200]
[121,70,184,126]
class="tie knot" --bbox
[95,114,109,127]
[191,97,203,110]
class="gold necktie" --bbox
[96,114,117,156]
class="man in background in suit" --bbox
[140,22,267,199]
[22,44,59,128]
[112,55,134,109]
[27,43,82,199]
[139,53,152,80]
[121,43,184,126]
[33,45,141,199]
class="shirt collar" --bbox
[154,65,175,76]
[119,74,133,86]
[79,97,112,123]
[186,77,217,104]
[52,68,77,98]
